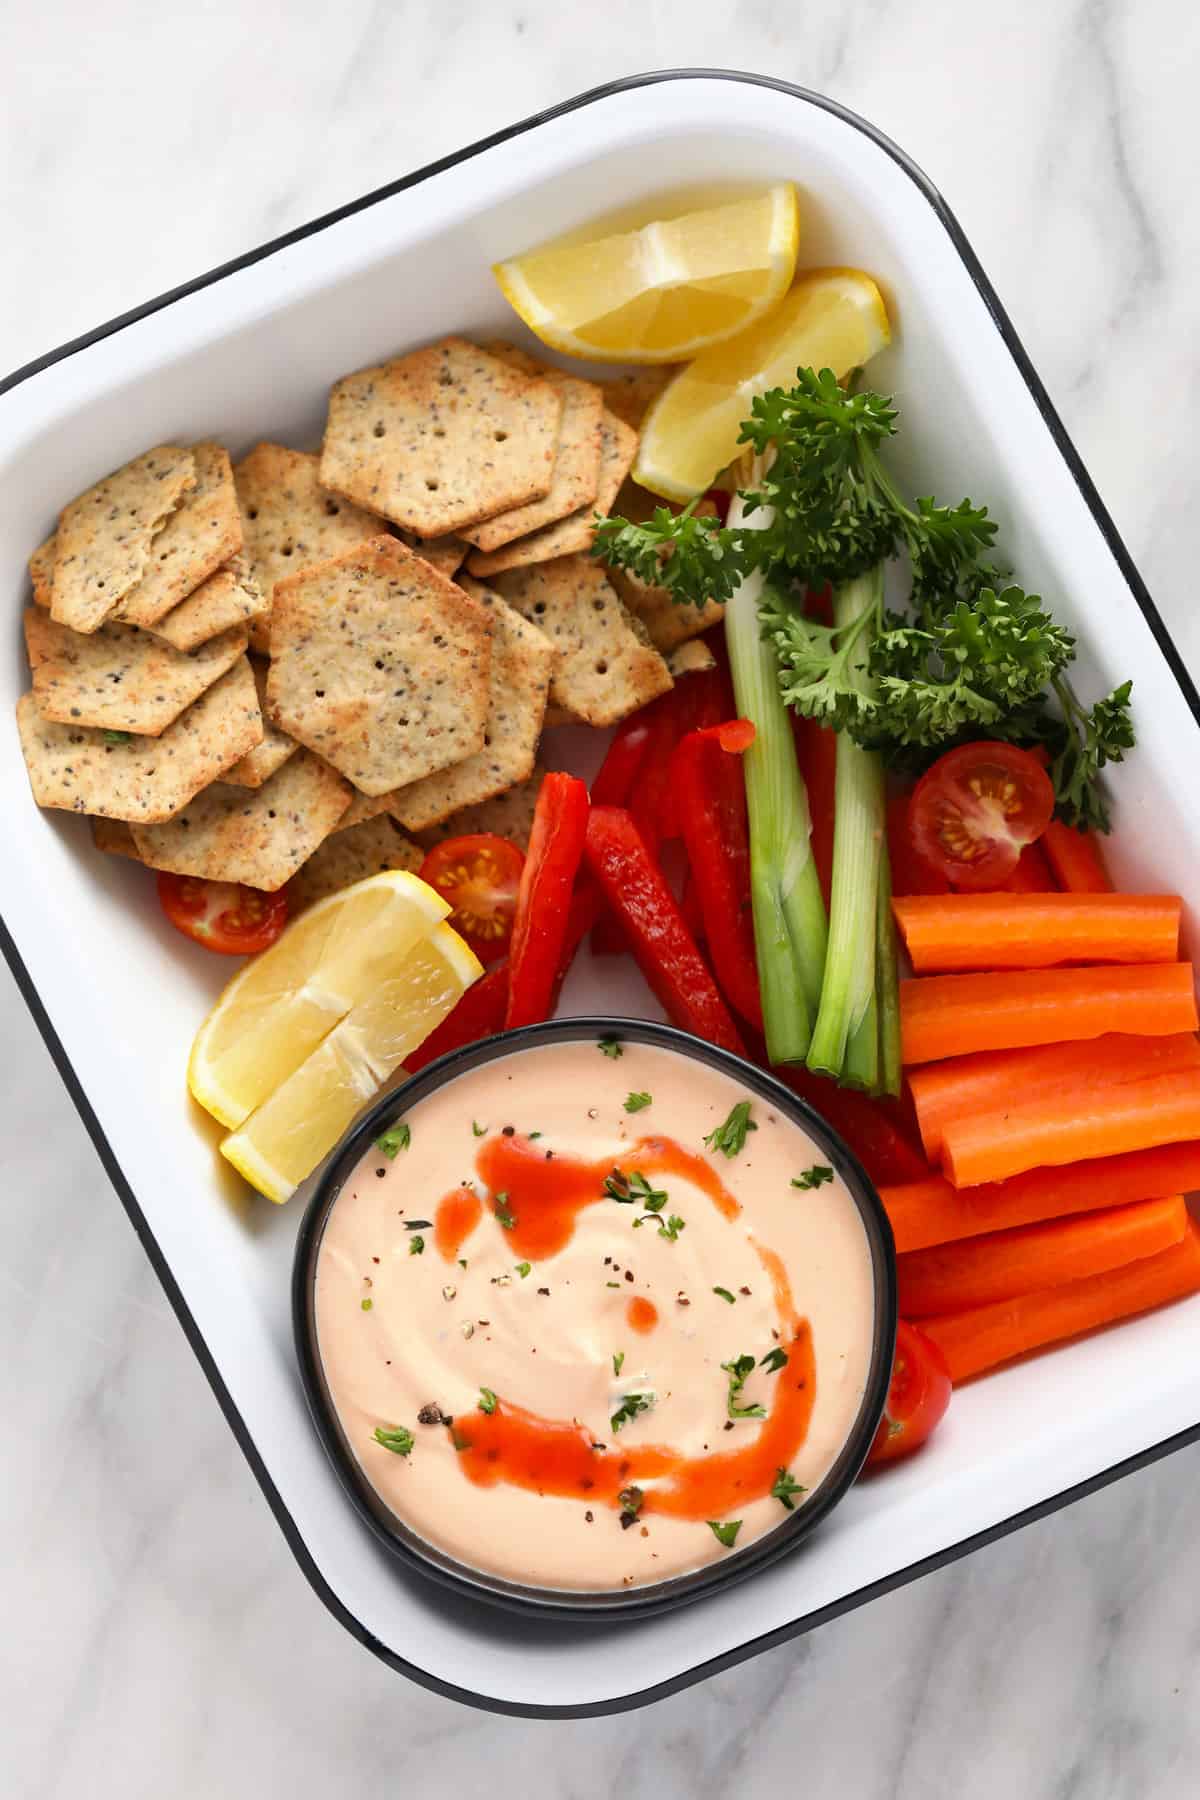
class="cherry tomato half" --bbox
[910,742,1055,890]
[156,873,289,955]
[419,833,524,964]
[867,1320,953,1467]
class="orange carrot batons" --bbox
[1042,820,1112,893]
[892,892,1180,974]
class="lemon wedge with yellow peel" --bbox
[220,922,482,1204]
[633,268,892,502]
[493,184,799,364]
[188,871,450,1131]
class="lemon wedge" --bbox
[493,184,799,364]
[633,268,892,501]
[188,871,450,1131]
[220,923,482,1204]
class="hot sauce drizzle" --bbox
[434,1187,482,1261]
[626,1295,658,1333]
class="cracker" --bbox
[666,638,717,677]
[116,443,242,628]
[146,552,269,653]
[416,765,545,852]
[222,658,298,788]
[385,576,557,830]
[459,378,604,552]
[406,533,468,579]
[489,555,672,727]
[338,786,403,829]
[25,608,247,736]
[605,565,726,652]
[602,368,675,431]
[16,656,262,823]
[50,446,196,633]
[267,536,492,796]
[465,408,637,575]
[29,536,55,608]
[129,751,351,892]
[481,341,546,379]
[234,442,387,654]
[91,817,140,860]
[319,336,562,538]
[290,815,424,912]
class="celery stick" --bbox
[725,492,827,1064]
[807,570,885,1081]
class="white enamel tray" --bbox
[4,71,1199,1719]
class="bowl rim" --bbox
[291,1015,899,1620]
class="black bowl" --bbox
[292,1016,897,1620]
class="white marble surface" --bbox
[4,1,1200,1792]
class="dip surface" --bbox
[314,1038,876,1591]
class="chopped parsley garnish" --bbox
[707,1519,742,1548]
[618,1484,644,1520]
[612,1350,625,1376]
[721,1353,766,1419]
[712,1286,736,1304]
[605,1280,621,1288]
[610,1391,655,1434]
[704,1100,758,1158]
[472,1120,486,1137]
[771,1468,807,1511]
[375,1123,411,1158]
[360,1297,373,1311]
[404,1219,432,1230]
[408,1235,425,1256]
[624,1091,652,1113]
[598,1037,624,1058]
[493,1192,516,1229]
[604,1168,668,1208]
[760,1347,789,1373]
[528,1131,542,1140]
[647,1213,686,1242]
[515,1261,532,1279]
[102,729,131,745]
[792,1164,834,1190]
[478,1387,498,1415]
[373,1424,414,1456]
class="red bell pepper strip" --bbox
[1000,840,1058,893]
[584,805,746,1055]
[770,1060,932,1187]
[504,773,590,1029]
[405,962,509,1073]
[670,723,763,1029]
[793,714,837,910]
[680,870,706,944]
[590,715,653,807]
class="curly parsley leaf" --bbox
[721,1353,766,1420]
[703,1100,758,1158]
[610,1391,655,1434]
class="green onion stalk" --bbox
[724,486,828,1065]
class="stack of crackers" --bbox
[15,337,722,911]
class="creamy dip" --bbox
[314,1038,876,1592]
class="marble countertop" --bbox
[4,3,1200,1793]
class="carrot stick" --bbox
[793,715,836,910]
[900,962,1198,1065]
[896,1195,1187,1317]
[1042,820,1112,893]
[909,1032,1200,1161]
[921,1218,1200,1381]
[942,1067,1200,1188]
[882,1141,1200,1253]
[1001,841,1058,893]
[893,892,1181,973]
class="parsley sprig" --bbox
[373,1424,414,1456]
[610,1391,655,1434]
[704,1101,757,1158]
[721,1354,766,1420]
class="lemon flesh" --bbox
[220,924,481,1205]
[188,871,449,1131]
[494,184,799,364]
[634,268,892,502]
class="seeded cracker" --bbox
[465,409,637,576]
[665,638,717,677]
[130,751,351,891]
[234,443,387,654]
[403,534,468,580]
[24,608,248,736]
[602,367,676,431]
[415,765,546,852]
[605,564,726,651]
[29,536,55,608]
[147,552,269,653]
[267,536,492,796]
[50,446,196,633]
[319,337,562,538]
[15,657,262,823]
[385,575,557,830]
[222,659,298,789]
[489,555,672,727]
[91,817,140,860]
[116,443,243,628]
[459,377,604,552]
[290,815,424,911]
